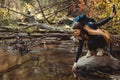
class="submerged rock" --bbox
[76,55,120,72]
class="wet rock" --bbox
[76,55,120,72]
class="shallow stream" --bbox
[0,40,120,80]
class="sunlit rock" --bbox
[76,55,120,72]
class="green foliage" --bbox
[9,23,19,29]
[26,28,34,33]
[90,0,120,35]
[0,8,11,26]
[0,8,8,19]
[0,0,119,35]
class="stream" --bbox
[0,40,120,80]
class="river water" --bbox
[0,40,120,80]
[0,50,74,80]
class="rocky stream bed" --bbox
[0,36,120,80]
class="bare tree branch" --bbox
[2,6,27,17]
[36,0,51,24]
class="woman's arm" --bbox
[72,40,84,72]
[84,25,110,42]
[75,40,84,62]
[92,17,111,26]
[84,25,105,35]
[88,12,115,27]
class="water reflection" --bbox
[0,48,74,80]
[0,41,120,80]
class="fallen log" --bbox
[0,33,72,40]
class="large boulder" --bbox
[76,55,120,72]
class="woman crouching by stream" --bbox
[71,8,116,79]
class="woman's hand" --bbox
[72,62,77,72]
[109,11,115,18]
[72,62,77,78]
[110,5,116,18]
